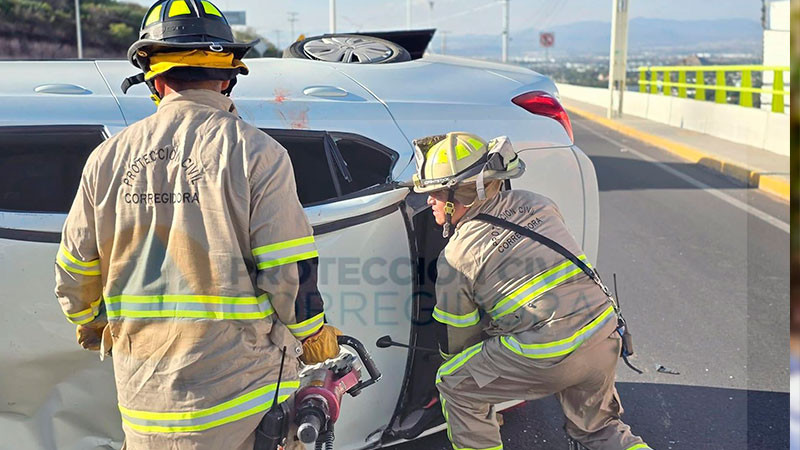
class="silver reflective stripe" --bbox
[287,312,325,338]
[500,305,616,359]
[489,256,588,319]
[432,307,480,328]
[119,382,299,433]
[435,341,483,384]
[105,294,274,320]
[64,297,102,325]
[252,236,318,270]
[56,246,100,276]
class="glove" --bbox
[76,321,105,351]
[300,325,341,364]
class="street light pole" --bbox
[288,12,298,41]
[329,0,337,33]
[74,0,83,58]
[607,0,630,118]
[501,0,509,63]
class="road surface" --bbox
[390,114,790,449]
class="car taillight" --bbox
[511,91,574,142]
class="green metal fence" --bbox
[637,65,789,113]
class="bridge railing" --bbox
[637,65,789,113]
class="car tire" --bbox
[283,34,411,64]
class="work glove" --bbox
[76,320,106,351]
[300,325,341,364]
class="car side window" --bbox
[262,129,397,206]
[331,135,395,196]
[0,125,106,213]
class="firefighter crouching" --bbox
[412,132,651,450]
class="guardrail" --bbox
[637,65,789,113]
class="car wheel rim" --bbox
[303,36,394,63]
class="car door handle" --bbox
[303,86,349,98]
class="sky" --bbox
[129,0,764,47]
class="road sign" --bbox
[223,10,246,26]
[539,32,554,48]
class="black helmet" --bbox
[121,0,255,101]
[128,0,254,69]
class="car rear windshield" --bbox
[0,125,105,213]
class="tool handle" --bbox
[337,335,381,395]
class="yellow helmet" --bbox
[411,132,525,238]
[412,132,524,194]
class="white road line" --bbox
[577,122,790,234]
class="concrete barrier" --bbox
[556,83,789,157]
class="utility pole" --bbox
[501,0,510,63]
[74,0,83,58]
[441,30,448,54]
[407,0,412,29]
[288,12,298,41]
[427,1,434,28]
[607,0,629,118]
[329,0,337,33]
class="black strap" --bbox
[473,213,596,281]
[121,73,145,94]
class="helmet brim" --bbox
[412,163,525,194]
[128,39,257,68]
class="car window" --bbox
[268,132,338,205]
[263,129,397,206]
[0,125,106,213]
[332,135,395,196]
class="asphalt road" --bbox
[390,115,790,449]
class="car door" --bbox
[265,129,414,450]
[0,62,127,450]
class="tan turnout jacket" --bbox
[434,189,615,360]
[54,90,324,448]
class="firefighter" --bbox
[54,1,339,448]
[412,132,650,450]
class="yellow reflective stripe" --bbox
[466,137,485,151]
[489,255,588,319]
[501,305,616,359]
[287,312,325,338]
[64,297,103,325]
[435,341,482,384]
[119,381,299,433]
[257,250,319,270]
[168,0,191,17]
[106,294,267,304]
[625,445,652,450]
[454,143,471,160]
[432,307,480,328]
[105,294,274,320]
[57,258,101,276]
[201,0,222,16]
[253,236,318,270]
[110,310,271,320]
[252,236,315,256]
[59,245,99,268]
[144,4,162,25]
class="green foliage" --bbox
[0,0,146,58]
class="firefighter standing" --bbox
[54,1,339,448]
[412,132,651,450]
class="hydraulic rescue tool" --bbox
[254,335,381,450]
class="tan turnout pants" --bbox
[436,327,651,450]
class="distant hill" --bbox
[0,0,146,58]
[0,0,276,59]
[441,17,763,58]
